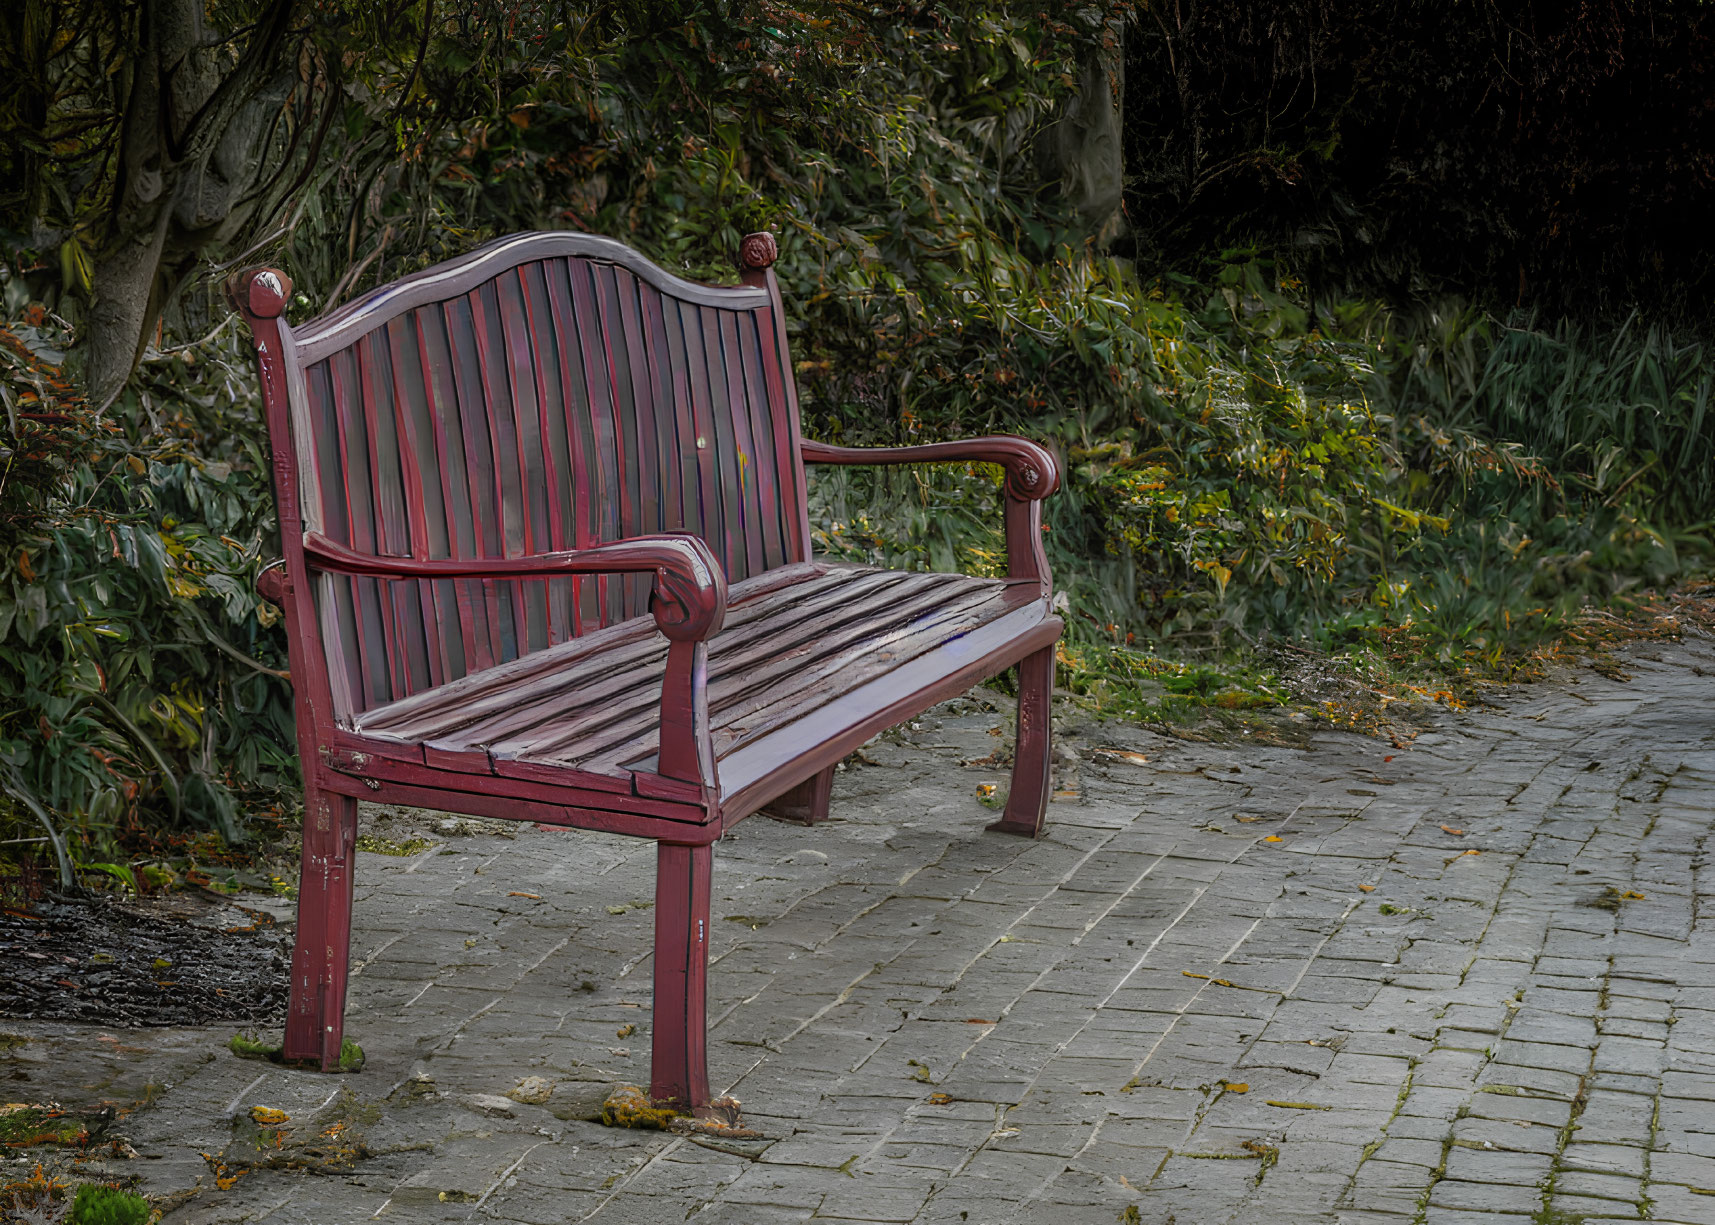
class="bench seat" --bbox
[352,562,1059,818]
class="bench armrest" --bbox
[302,532,728,643]
[800,436,1058,501]
[303,532,727,796]
[800,436,1059,592]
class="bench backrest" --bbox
[238,233,810,722]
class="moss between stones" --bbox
[67,1184,150,1225]
[597,1085,681,1130]
[227,1033,365,1073]
[0,1104,101,1148]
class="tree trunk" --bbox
[78,0,300,409]
[1036,18,1126,248]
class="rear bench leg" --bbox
[284,785,359,1069]
[988,645,1053,838]
[650,841,713,1111]
[760,766,834,825]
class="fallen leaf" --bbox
[926,1093,953,1105]
[1265,1100,1332,1111]
[1221,1082,1249,1094]
[1263,835,1283,843]
[1441,825,1465,836]
[1098,749,1150,765]
[1358,884,1376,893]
[965,1018,993,1025]
[616,1024,636,1039]
[1052,789,1079,800]
[1182,971,1235,987]
[1623,890,1646,900]
[508,892,540,899]
[249,1106,288,1126]
[1461,849,1481,857]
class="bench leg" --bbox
[650,841,713,1111]
[284,786,359,1070]
[989,645,1053,839]
[759,766,834,825]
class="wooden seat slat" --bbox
[385,566,898,748]
[716,601,1062,816]
[356,563,855,742]
[353,565,1030,783]
[393,567,918,763]
[563,571,999,766]
[485,568,950,764]
[399,567,912,751]
[232,230,1061,1103]
[578,577,1038,780]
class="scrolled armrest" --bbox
[800,436,1060,502]
[301,532,728,643]
[800,434,1058,593]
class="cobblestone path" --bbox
[8,636,1715,1224]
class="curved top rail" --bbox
[290,231,770,364]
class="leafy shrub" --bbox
[0,275,292,881]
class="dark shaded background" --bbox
[1120,0,1715,320]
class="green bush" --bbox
[0,282,293,881]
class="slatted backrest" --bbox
[276,233,810,721]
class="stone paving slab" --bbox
[9,640,1715,1222]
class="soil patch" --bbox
[0,893,287,1027]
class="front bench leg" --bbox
[650,841,713,1111]
[989,645,1053,839]
[284,786,359,1069]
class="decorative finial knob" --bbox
[229,268,293,319]
[738,232,778,271]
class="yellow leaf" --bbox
[1358,884,1376,892]
[249,1106,289,1126]
[1221,1081,1249,1094]
[1263,835,1283,843]
[1622,890,1646,900]
[927,1092,953,1105]
[1265,1100,1332,1111]
[1441,825,1465,836]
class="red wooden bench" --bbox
[231,231,1061,1110]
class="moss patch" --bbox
[353,835,435,857]
[0,1104,109,1148]
[67,1183,151,1225]
[228,1032,364,1073]
[598,1085,681,1130]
